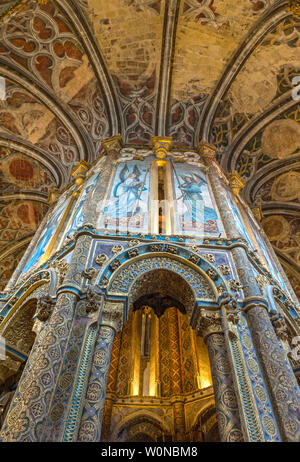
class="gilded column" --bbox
[167,307,183,395]
[196,309,243,442]
[77,302,123,442]
[200,141,300,441]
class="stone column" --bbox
[77,302,123,442]
[200,142,300,441]
[0,291,77,441]
[196,309,243,442]
[245,300,300,441]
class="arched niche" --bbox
[111,411,171,443]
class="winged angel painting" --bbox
[100,162,150,233]
[172,165,222,235]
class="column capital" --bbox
[228,171,245,196]
[151,136,172,159]
[219,293,240,326]
[101,134,123,154]
[85,285,103,314]
[196,308,223,340]
[269,312,289,341]
[71,160,90,186]
[47,187,61,205]
[197,139,217,158]
[101,301,124,333]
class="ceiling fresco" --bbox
[0,0,299,296]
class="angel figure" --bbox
[104,164,148,219]
[177,172,217,223]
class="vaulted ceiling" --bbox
[0,0,299,298]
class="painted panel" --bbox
[171,162,223,236]
[60,173,100,244]
[98,159,152,234]
[20,192,70,277]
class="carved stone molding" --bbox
[95,254,108,266]
[86,286,103,314]
[36,295,54,322]
[50,259,69,286]
[82,267,97,280]
[229,279,243,292]
[218,265,231,276]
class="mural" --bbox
[19,192,70,278]
[171,162,222,236]
[59,172,100,247]
[98,159,151,234]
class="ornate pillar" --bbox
[167,307,183,395]
[196,309,243,442]
[77,302,123,442]
[0,291,77,441]
[245,301,300,441]
[200,142,300,441]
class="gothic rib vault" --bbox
[0,0,299,298]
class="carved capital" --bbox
[228,171,245,196]
[101,302,124,333]
[270,313,289,341]
[197,140,217,159]
[196,309,222,340]
[220,293,240,327]
[71,160,90,186]
[102,134,123,154]
[151,136,172,159]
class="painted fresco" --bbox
[98,158,151,234]
[19,193,69,278]
[171,162,222,236]
[60,172,100,245]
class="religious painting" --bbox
[171,162,222,236]
[98,159,151,234]
[59,172,100,247]
[19,192,70,278]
